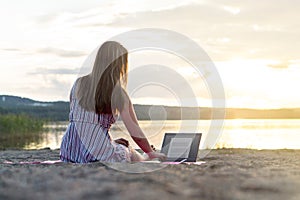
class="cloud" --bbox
[29,67,80,75]
[97,0,300,61]
[15,77,72,101]
[127,64,209,104]
[34,1,203,28]
[267,62,290,69]
[35,13,60,24]
[1,48,22,52]
[36,47,86,57]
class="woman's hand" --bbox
[146,151,167,161]
[114,138,129,147]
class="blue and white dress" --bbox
[60,81,131,163]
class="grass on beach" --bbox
[0,114,45,149]
[0,114,44,134]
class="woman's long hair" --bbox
[75,41,128,114]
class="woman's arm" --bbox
[120,98,154,153]
[119,91,166,161]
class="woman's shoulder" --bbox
[71,78,80,92]
[76,76,88,85]
[70,77,87,100]
[73,76,90,91]
[120,87,131,104]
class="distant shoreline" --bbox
[1,95,300,121]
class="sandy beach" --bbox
[0,148,300,200]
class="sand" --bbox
[0,148,300,200]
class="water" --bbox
[18,119,300,150]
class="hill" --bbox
[0,95,300,121]
[0,95,69,121]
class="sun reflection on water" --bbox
[22,119,300,150]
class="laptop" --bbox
[160,133,202,162]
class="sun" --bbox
[215,58,298,109]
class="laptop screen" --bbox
[160,133,202,162]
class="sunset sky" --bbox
[0,0,299,109]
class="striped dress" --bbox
[60,80,131,163]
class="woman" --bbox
[60,41,166,163]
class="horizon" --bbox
[1,0,299,109]
[1,94,300,110]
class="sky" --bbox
[0,0,299,109]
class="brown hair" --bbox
[76,41,128,114]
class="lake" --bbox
[19,119,300,150]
